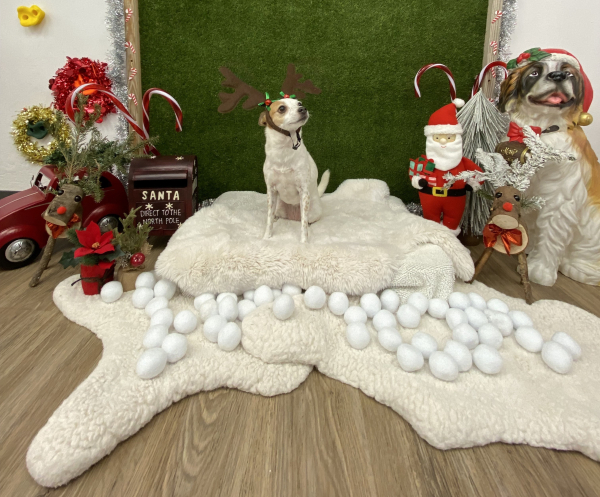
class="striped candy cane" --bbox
[490,41,498,55]
[414,63,457,101]
[142,88,183,155]
[471,61,508,98]
[491,10,503,24]
[128,67,138,81]
[125,8,133,22]
[128,93,138,106]
[125,41,136,54]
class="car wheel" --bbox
[98,215,120,233]
[0,238,41,270]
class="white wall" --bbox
[509,0,600,150]
[0,1,599,191]
[0,0,118,192]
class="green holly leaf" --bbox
[59,250,78,269]
[100,245,125,262]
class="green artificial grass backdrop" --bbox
[139,0,488,204]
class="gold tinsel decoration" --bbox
[11,105,71,163]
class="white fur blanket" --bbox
[155,179,474,298]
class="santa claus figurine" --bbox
[409,99,482,235]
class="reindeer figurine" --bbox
[444,126,575,304]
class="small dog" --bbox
[259,98,330,243]
[498,49,600,286]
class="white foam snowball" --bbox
[154,279,177,300]
[452,323,479,350]
[243,290,255,301]
[217,292,237,303]
[273,294,295,320]
[237,299,257,321]
[407,292,429,315]
[218,295,239,322]
[429,351,459,381]
[468,292,487,311]
[372,309,397,332]
[145,296,169,316]
[551,332,581,360]
[143,325,169,349]
[100,281,123,303]
[282,284,302,296]
[254,285,274,307]
[377,327,403,352]
[203,315,226,342]
[346,322,371,349]
[218,322,242,351]
[161,333,188,363]
[198,299,218,323]
[304,286,327,310]
[380,289,400,313]
[443,340,472,372]
[541,341,573,374]
[344,306,368,324]
[464,306,488,330]
[360,293,381,318]
[485,310,514,336]
[477,323,503,350]
[472,344,503,374]
[508,310,534,329]
[194,293,215,310]
[514,326,543,353]
[427,298,449,319]
[487,298,509,314]
[445,308,468,330]
[448,291,470,310]
[173,310,198,334]
[150,308,174,328]
[328,292,349,316]
[132,287,155,309]
[410,332,438,359]
[136,348,168,379]
[397,344,424,372]
[397,304,421,329]
[272,289,282,298]
[135,271,156,290]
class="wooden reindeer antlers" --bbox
[217,64,321,114]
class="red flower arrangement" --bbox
[73,222,117,269]
[49,57,116,122]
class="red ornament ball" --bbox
[130,252,145,267]
[265,99,272,106]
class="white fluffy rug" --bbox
[155,179,474,298]
[28,277,600,488]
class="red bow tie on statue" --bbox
[483,223,523,254]
[507,122,542,143]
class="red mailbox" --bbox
[128,155,197,236]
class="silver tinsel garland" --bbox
[494,0,518,99]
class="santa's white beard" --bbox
[426,135,463,171]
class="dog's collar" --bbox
[265,112,303,150]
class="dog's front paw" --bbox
[527,258,558,286]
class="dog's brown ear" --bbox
[498,66,526,113]
[258,111,268,127]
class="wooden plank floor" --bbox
[1,238,600,497]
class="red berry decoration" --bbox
[130,252,145,267]
[264,99,272,106]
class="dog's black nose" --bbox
[548,71,567,81]
[298,107,306,114]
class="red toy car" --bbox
[0,165,129,270]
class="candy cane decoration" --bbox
[142,88,183,155]
[414,63,457,101]
[471,61,508,98]
[128,67,138,81]
[125,8,133,22]
[125,41,136,54]
[128,93,138,106]
[490,41,498,55]
[491,10,503,24]
[66,84,147,142]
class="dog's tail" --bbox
[318,170,330,197]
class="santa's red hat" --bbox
[508,47,593,112]
[424,98,465,137]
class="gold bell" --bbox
[578,112,593,126]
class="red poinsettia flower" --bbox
[74,221,115,258]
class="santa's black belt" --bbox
[419,186,466,197]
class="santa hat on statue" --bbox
[413,63,466,136]
[507,47,593,112]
